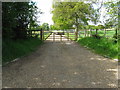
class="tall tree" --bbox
[52,1,96,40]
[104,1,119,38]
[41,23,49,30]
[2,1,39,39]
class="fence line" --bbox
[64,29,116,40]
[26,30,52,41]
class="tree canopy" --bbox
[104,1,119,27]
[41,23,49,30]
[2,1,40,39]
[52,1,96,40]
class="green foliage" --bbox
[50,25,61,30]
[118,39,120,61]
[52,1,95,29]
[104,1,119,27]
[87,25,96,29]
[30,22,39,30]
[41,23,49,30]
[2,2,40,39]
[97,25,105,29]
[105,1,120,37]
[31,23,50,30]
[50,25,56,30]
[2,38,42,64]
[52,1,96,40]
[78,37,118,59]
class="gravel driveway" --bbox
[2,34,118,88]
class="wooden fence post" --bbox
[104,29,106,37]
[53,33,55,41]
[60,35,62,41]
[90,29,92,36]
[88,29,91,37]
[43,30,44,40]
[67,32,69,41]
[40,29,43,41]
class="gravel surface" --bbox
[2,34,118,88]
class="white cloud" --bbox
[32,0,54,25]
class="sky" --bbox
[32,0,111,26]
[32,0,54,25]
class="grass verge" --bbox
[2,38,43,65]
[77,37,118,59]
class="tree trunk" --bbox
[75,27,78,41]
[75,16,79,41]
[89,29,91,37]
[96,29,98,35]
[115,28,118,38]
[90,29,92,36]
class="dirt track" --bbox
[2,34,118,88]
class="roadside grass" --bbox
[2,38,43,65]
[77,37,118,59]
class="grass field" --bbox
[65,30,115,40]
[2,38,43,65]
[79,30,115,38]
